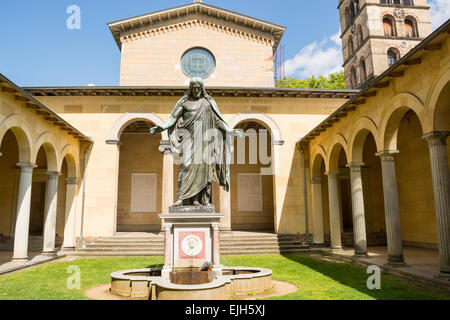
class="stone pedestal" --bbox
[159,206,224,279]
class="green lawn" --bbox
[0,254,448,300]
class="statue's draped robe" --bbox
[168,95,231,204]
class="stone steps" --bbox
[67,232,309,256]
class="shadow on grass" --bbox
[279,253,450,300]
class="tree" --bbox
[277,71,346,89]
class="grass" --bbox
[0,254,449,300]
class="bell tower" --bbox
[338,0,432,89]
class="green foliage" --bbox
[0,255,448,300]
[277,71,346,89]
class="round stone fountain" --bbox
[109,206,273,300]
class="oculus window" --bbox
[181,47,216,79]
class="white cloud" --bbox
[429,0,450,30]
[284,31,343,79]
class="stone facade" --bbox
[339,0,432,89]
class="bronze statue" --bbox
[150,78,243,207]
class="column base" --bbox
[436,272,450,281]
[41,251,58,258]
[11,258,28,264]
[353,252,369,258]
[385,258,407,268]
[60,247,76,252]
[331,246,343,250]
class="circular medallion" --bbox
[181,235,203,257]
[393,8,406,20]
[181,47,216,79]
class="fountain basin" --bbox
[110,267,272,300]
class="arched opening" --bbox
[350,66,357,89]
[0,130,20,246]
[347,35,354,57]
[345,7,351,28]
[405,17,418,38]
[230,120,274,232]
[28,146,48,237]
[383,16,396,37]
[390,110,437,248]
[359,57,367,84]
[329,143,353,246]
[359,132,387,245]
[387,48,400,67]
[116,120,163,232]
[357,25,364,48]
[55,158,68,246]
[312,153,330,245]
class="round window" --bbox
[181,47,216,79]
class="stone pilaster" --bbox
[42,171,61,255]
[423,132,450,276]
[159,140,174,231]
[163,223,173,268]
[326,171,342,249]
[62,177,78,250]
[219,187,231,231]
[346,163,368,256]
[212,223,221,266]
[12,163,37,262]
[376,151,404,264]
[311,176,324,245]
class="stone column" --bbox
[163,223,173,268]
[311,177,324,245]
[423,132,450,276]
[219,187,231,231]
[212,223,221,266]
[42,171,60,255]
[12,163,37,262]
[376,151,404,264]
[62,177,78,250]
[326,171,342,249]
[160,141,174,231]
[346,163,368,255]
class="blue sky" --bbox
[0,0,448,86]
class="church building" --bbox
[0,1,449,278]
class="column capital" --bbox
[45,171,61,177]
[106,139,121,146]
[375,150,399,160]
[163,223,172,231]
[16,162,37,170]
[325,170,340,177]
[211,222,220,230]
[310,176,323,184]
[159,140,172,154]
[66,177,79,185]
[422,131,450,143]
[346,162,365,169]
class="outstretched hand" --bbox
[150,126,164,135]
[232,129,244,139]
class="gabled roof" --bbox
[107,2,286,52]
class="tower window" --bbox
[387,48,399,66]
[380,0,414,4]
[350,66,358,89]
[357,26,364,47]
[383,17,396,37]
[360,58,367,83]
[348,35,355,56]
[405,18,418,37]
